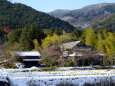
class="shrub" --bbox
[56,82,77,86]
[2,62,17,68]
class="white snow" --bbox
[15,63,25,69]
[98,53,106,56]
[23,59,42,61]
[0,68,115,86]
[11,51,41,56]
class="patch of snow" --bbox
[15,63,25,69]
[98,53,106,56]
[55,67,74,71]
[11,51,41,56]
[23,59,42,61]
[29,66,41,71]
[0,68,115,86]
[40,64,46,66]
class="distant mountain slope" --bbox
[93,13,115,31]
[49,3,114,18]
[0,0,75,31]
[49,3,115,30]
[49,9,70,18]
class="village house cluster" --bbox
[11,41,105,68]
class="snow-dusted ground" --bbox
[0,68,115,86]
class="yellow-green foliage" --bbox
[96,31,115,55]
[97,32,104,52]
[33,39,41,51]
[42,32,72,48]
[108,32,115,54]
[106,32,115,55]
[85,27,96,47]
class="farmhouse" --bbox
[61,41,105,66]
[11,51,42,68]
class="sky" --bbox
[9,0,115,12]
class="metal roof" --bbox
[61,41,81,50]
[23,59,42,61]
[11,51,41,56]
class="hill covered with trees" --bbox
[0,0,74,31]
[93,13,115,31]
[49,3,115,30]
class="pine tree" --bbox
[54,28,61,35]
[20,26,33,50]
[71,29,81,40]
[7,29,22,44]
[48,28,54,36]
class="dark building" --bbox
[11,51,42,68]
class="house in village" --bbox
[60,41,105,66]
[11,51,42,68]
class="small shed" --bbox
[11,51,41,68]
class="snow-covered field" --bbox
[0,68,115,86]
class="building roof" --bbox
[60,41,81,50]
[23,59,42,61]
[11,51,41,57]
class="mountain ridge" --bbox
[49,3,115,30]
[49,3,115,18]
[0,0,75,31]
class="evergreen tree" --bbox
[48,28,54,36]
[71,29,81,40]
[80,30,85,43]
[20,26,33,50]
[34,24,46,44]
[54,28,61,35]
[7,29,22,44]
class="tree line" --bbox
[2,25,114,66]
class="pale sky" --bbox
[9,0,115,12]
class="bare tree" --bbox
[0,37,7,63]
[41,44,62,67]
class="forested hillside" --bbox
[93,13,115,31]
[0,0,74,31]
[49,3,115,30]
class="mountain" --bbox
[49,9,70,18]
[0,0,75,31]
[93,13,115,31]
[49,3,115,30]
[49,3,113,18]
